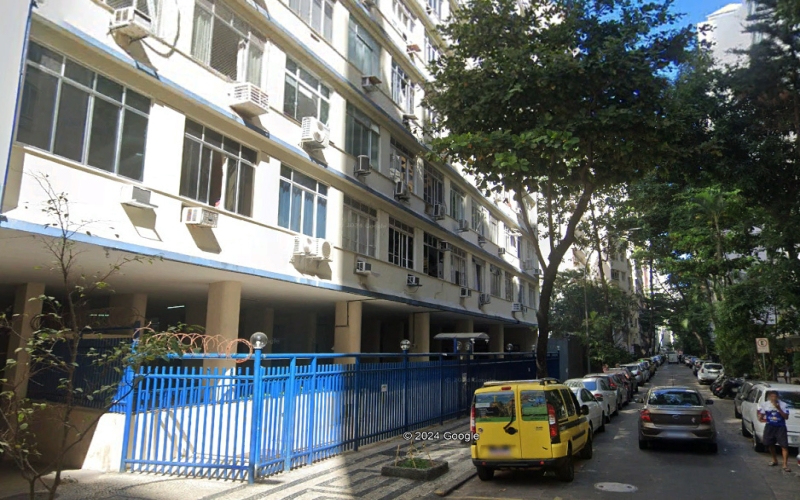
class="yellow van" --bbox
[470,379,593,482]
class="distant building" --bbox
[698,1,756,66]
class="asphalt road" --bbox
[448,363,800,500]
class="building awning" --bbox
[433,333,490,340]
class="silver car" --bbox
[566,377,618,420]
[636,386,717,453]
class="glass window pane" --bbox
[185,119,203,138]
[27,42,62,73]
[299,68,319,89]
[17,66,58,150]
[125,90,151,114]
[210,19,240,80]
[284,76,297,119]
[311,0,322,31]
[64,60,94,87]
[358,218,367,254]
[241,147,257,164]
[317,184,327,196]
[290,185,302,232]
[323,1,333,41]
[302,190,315,236]
[247,44,263,87]
[205,128,223,149]
[280,164,292,179]
[316,196,326,238]
[297,85,318,120]
[223,137,239,155]
[320,100,329,125]
[293,170,317,190]
[209,150,224,207]
[87,98,121,172]
[286,58,298,74]
[278,179,291,229]
[199,146,212,203]
[117,110,148,181]
[52,84,89,162]
[224,158,238,212]
[180,137,202,199]
[238,164,254,216]
[96,75,124,102]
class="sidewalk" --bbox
[0,418,475,500]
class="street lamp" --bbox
[400,339,411,352]
[506,343,514,352]
[250,332,268,350]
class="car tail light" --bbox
[470,404,476,434]
[640,409,652,422]
[547,403,560,441]
[594,393,603,401]
[701,410,712,424]
[609,382,617,389]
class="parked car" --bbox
[712,376,744,399]
[565,377,618,419]
[693,359,711,376]
[622,363,645,386]
[640,359,657,378]
[698,363,724,384]
[740,383,800,452]
[609,366,639,394]
[636,386,718,452]
[735,380,760,419]
[470,379,592,482]
[588,373,627,410]
[571,386,605,433]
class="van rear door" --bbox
[517,389,556,459]
[473,390,522,459]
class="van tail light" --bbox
[701,410,712,424]
[640,409,652,422]
[470,405,476,434]
[547,403,560,442]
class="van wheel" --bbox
[557,450,575,482]
[741,421,751,437]
[476,466,494,481]
[580,433,593,459]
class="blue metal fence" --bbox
[119,351,558,482]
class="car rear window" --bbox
[519,390,548,421]
[777,391,800,409]
[474,392,515,422]
[648,390,702,406]
[704,364,722,370]
[581,380,598,391]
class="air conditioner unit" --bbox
[457,219,469,232]
[230,82,269,116]
[355,260,372,275]
[120,185,156,209]
[361,75,382,92]
[511,302,523,312]
[522,259,535,270]
[498,247,506,255]
[394,181,410,200]
[478,235,486,245]
[354,155,372,176]
[406,43,422,54]
[407,274,421,286]
[460,287,471,298]
[301,117,330,149]
[181,207,218,228]
[440,241,452,252]
[110,7,152,40]
[479,293,491,306]
[532,268,542,277]
[293,235,316,256]
[431,203,446,220]
[308,238,332,260]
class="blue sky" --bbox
[672,0,736,27]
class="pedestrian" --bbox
[784,364,791,384]
[602,364,609,373]
[759,390,791,472]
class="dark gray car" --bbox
[636,386,718,453]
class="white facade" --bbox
[699,1,755,66]
[0,0,540,358]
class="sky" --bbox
[672,0,738,27]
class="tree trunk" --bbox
[589,202,612,342]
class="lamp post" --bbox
[401,339,411,432]
[248,332,268,483]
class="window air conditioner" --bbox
[312,238,332,260]
[361,75,382,92]
[394,181,410,200]
[120,185,156,209]
[181,207,218,228]
[110,7,152,40]
[354,155,372,176]
[498,247,506,255]
[407,274,421,286]
[301,117,330,149]
[479,293,491,306]
[355,260,372,275]
[440,241,452,252]
[457,219,469,232]
[431,203,446,220]
[522,259,535,270]
[230,82,269,116]
[460,287,471,298]
[532,268,542,277]
[511,302,523,312]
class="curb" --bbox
[433,469,476,497]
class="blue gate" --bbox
[119,351,555,482]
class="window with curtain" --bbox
[391,60,415,114]
[388,217,414,269]
[473,257,485,292]
[179,119,256,216]
[17,41,151,182]
[423,232,443,279]
[277,165,328,237]
[390,138,415,194]
[342,195,377,256]
[348,18,380,76]
[451,247,467,286]
[505,273,514,301]
[288,0,334,41]
[471,199,485,235]
[345,102,380,167]
[487,213,498,243]
[518,282,525,305]
[490,265,502,297]
[191,0,265,86]
[450,186,465,220]
[423,163,443,208]
[528,283,536,308]
[284,58,331,124]
[506,227,519,255]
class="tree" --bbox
[425,0,694,374]
[0,175,181,500]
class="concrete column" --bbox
[411,312,430,361]
[6,283,45,398]
[302,312,318,353]
[203,281,241,372]
[334,301,362,364]
[455,318,473,333]
[109,293,147,334]
[489,324,505,357]
[184,301,207,333]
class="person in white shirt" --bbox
[758,391,790,471]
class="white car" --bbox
[571,386,606,435]
[741,383,800,451]
[566,377,618,419]
[697,362,724,384]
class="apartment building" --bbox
[699,1,756,66]
[0,0,541,362]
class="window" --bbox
[451,246,467,286]
[180,120,256,216]
[423,163,444,208]
[423,233,444,279]
[528,283,536,308]
[343,195,377,256]
[450,186,465,220]
[471,199,485,235]
[277,165,328,237]
[424,35,440,64]
[392,0,415,36]
[611,269,621,281]
[284,58,331,124]
[388,218,414,269]
[390,138,415,193]
[391,60,415,114]
[18,42,151,181]
[525,238,536,261]
[489,265,502,297]
[487,213,498,244]
[560,389,577,416]
[426,0,441,18]
[473,257,485,291]
[288,0,334,41]
[506,228,519,255]
[348,18,380,76]
[345,102,380,167]
[505,273,514,301]
[518,282,525,304]
[519,390,547,421]
[191,0,265,85]
[545,390,568,421]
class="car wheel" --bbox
[734,406,741,419]
[600,413,607,431]
[741,420,751,437]
[557,450,575,482]
[708,442,718,454]
[476,465,494,481]
[580,433,593,459]
[613,404,620,417]
[639,439,648,450]
[753,432,765,452]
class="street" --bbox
[449,364,800,500]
